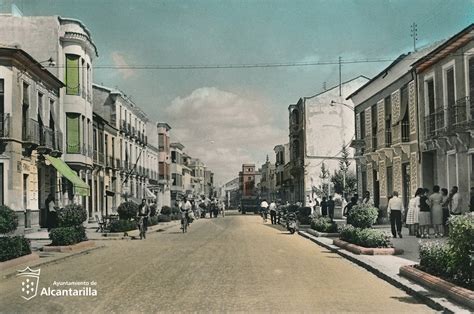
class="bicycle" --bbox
[137,216,146,239]
[181,212,188,233]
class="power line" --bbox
[43,52,473,71]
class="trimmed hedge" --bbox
[0,205,19,234]
[148,216,159,226]
[117,201,138,220]
[0,236,31,262]
[157,215,171,223]
[57,204,87,227]
[160,206,172,216]
[150,204,157,217]
[340,225,392,248]
[419,214,473,289]
[49,226,87,246]
[297,207,312,225]
[311,216,338,233]
[109,219,137,233]
[347,204,378,229]
[170,213,181,221]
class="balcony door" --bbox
[0,163,3,205]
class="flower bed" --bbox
[311,217,338,233]
[333,239,403,255]
[400,265,474,310]
[340,225,392,248]
[0,205,32,262]
[109,219,137,233]
[43,240,95,253]
[49,204,88,246]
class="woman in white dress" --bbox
[429,185,444,237]
[406,188,424,237]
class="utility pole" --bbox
[338,56,342,96]
[410,22,418,52]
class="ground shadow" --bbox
[390,296,425,305]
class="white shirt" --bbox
[387,196,404,214]
[269,202,277,211]
[260,201,269,208]
[451,193,462,214]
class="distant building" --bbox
[288,76,370,205]
[259,155,276,201]
[239,164,258,197]
[274,143,290,202]
[170,142,185,203]
[157,122,172,208]
[221,177,239,208]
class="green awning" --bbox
[45,155,90,196]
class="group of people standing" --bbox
[405,186,465,238]
[259,199,278,224]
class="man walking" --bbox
[327,196,335,221]
[260,199,269,222]
[387,191,404,238]
[269,200,277,225]
[450,186,462,215]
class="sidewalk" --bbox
[298,226,469,313]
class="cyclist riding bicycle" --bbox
[138,198,150,240]
[180,197,192,232]
[260,199,269,222]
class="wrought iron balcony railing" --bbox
[0,113,11,138]
[98,151,105,164]
[385,129,392,147]
[22,118,40,144]
[401,120,410,142]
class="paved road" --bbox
[0,212,433,313]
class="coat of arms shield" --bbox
[17,267,41,300]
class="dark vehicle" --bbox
[240,196,260,214]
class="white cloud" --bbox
[111,51,136,79]
[165,87,286,184]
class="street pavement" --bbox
[0,211,433,313]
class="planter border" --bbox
[306,228,340,238]
[0,253,40,271]
[43,240,95,253]
[400,265,474,310]
[333,239,403,255]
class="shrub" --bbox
[150,204,157,217]
[419,241,452,278]
[347,204,378,229]
[157,214,171,223]
[170,213,181,221]
[340,226,392,248]
[109,219,137,233]
[57,204,87,227]
[171,206,180,215]
[148,216,159,226]
[117,201,138,220]
[49,226,87,246]
[297,207,312,225]
[0,205,19,234]
[0,236,31,262]
[160,206,172,216]
[447,214,473,288]
[311,217,338,233]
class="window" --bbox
[385,96,392,146]
[65,54,80,95]
[66,113,80,153]
[0,163,3,205]
[360,111,365,139]
[426,79,435,114]
[158,134,165,151]
[386,166,393,196]
[23,174,28,210]
[81,58,85,98]
[22,82,29,105]
[446,67,455,107]
[469,58,474,97]
[0,80,4,137]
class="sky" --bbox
[8,0,474,184]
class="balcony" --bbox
[401,120,410,142]
[127,123,131,136]
[385,129,392,147]
[22,119,40,145]
[0,113,11,139]
[120,120,127,133]
[93,149,98,163]
[106,156,114,168]
[37,126,54,154]
[371,135,378,152]
[450,96,472,131]
[98,151,105,165]
[115,158,121,169]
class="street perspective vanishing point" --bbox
[0,1,473,313]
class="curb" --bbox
[0,253,40,271]
[400,265,474,310]
[1,245,105,280]
[305,228,340,238]
[42,240,96,253]
[87,221,181,240]
[297,231,470,313]
[333,239,404,255]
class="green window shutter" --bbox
[65,54,80,95]
[66,113,80,153]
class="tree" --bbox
[317,162,330,197]
[331,144,356,195]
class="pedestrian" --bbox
[387,191,404,238]
[327,195,335,221]
[361,191,374,207]
[260,199,269,222]
[406,188,423,237]
[45,193,57,231]
[138,198,150,240]
[353,193,360,204]
[441,188,450,236]
[449,186,462,216]
[321,196,328,217]
[343,196,357,217]
[269,200,277,224]
[221,201,226,217]
[429,185,444,237]
[418,188,431,238]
